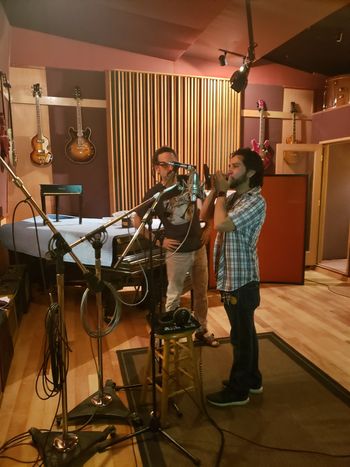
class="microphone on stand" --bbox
[191,171,200,202]
[167,161,196,170]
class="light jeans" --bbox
[165,244,208,331]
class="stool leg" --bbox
[187,336,201,406]
[160,338,170,426]
[140,348,152,403]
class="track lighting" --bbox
[230,59,251,93]
[218,48,245,67]
[218,51,228,66]
[228,0,257,93]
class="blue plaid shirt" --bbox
[214,187,266,292]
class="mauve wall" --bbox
[46,69,109,218]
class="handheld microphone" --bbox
[167,161,196,170]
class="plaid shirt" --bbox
[214,186,266,292]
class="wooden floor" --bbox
[0,269,349,466]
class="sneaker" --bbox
[206,388,249,407]
[222,379,263,394]
[195,330,220,347]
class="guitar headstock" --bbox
[74,87,82,100]
[290,101,298,113]
[32,83,42,98]
[1,73,10,90]
[257,99,266,112]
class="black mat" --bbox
[117,332,350,467]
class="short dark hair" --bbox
[152,146,178,165]
[231,147,264,187]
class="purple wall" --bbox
[46,68,109,218]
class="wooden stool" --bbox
[141,329,201,426]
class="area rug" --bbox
[117,333,350,467]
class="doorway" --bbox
[318,140,350,276]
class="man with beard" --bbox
[200,147,266,406]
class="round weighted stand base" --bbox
[30,426,116,467]
[91,393,113,407]
[53,432,79,452]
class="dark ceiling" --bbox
[1,0,349,77]
[263,4,350,76]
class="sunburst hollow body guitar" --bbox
[65,87,96,164]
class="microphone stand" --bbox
[55,186,179,424]
[95,190,201,465]
[61,230,130,425]
[0,155,116,466]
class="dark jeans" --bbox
[223,281,261,397]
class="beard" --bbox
[229,172,249,189]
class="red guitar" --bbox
[251,99,273,170]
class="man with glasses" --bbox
[134,146,219,347]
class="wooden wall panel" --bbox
[107,71,240,212]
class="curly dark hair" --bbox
[231,147,264,187]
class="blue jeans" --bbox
[223,281,261,397]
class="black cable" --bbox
[305,277,350,298]
[221,426,350,458]
[11,199,47,290]
[0,430,41,465]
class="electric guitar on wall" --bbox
[284,101,301,165]
[251,99,274,170]
[30,83,53,166]
[286,101,299,144]
[65,87,96,164]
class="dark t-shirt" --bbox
[135,182,202,252]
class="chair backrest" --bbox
[40,184,83,223]
[40,184,83,195]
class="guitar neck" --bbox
[292,112,296,144]
[35,95,43,139]
[259,109,265,149]
[76,99,83,137]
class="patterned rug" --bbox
[117,332,350,467]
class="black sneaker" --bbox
[222,379,263,394]
[206,389,249,407]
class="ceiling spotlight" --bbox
[218,51,228,66]
[230,61,251,93]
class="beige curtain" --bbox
[107,70,240,212]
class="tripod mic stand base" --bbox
[96,411,201,465]
[57,379,130,426]
[30,425,116,467]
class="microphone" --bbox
[191,171,200,202]
[167,161,196,170]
